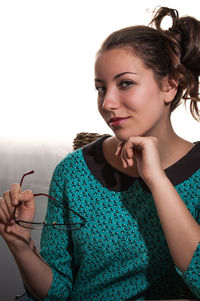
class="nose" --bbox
[101,89,120,111]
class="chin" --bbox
[112,128,148,142]
[113,131,137,142]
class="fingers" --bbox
[0,184,35,227]
[115,136,160,170]
[115,136,154,168]
[116,138,137,168]
[10,183,34,208]
[19,190,35,210]
[115,142,123,156]
[0,196,14,224]
[0,185,19,225]
[10,183,22,206]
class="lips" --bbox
[109,116,130,126]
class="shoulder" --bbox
[166,141,200,186]
[59,148,83,167]
[52,135,111,182]
[82,134,112,161]
[51,148,84,182]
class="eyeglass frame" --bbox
[14,170,86,230]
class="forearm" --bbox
[8,237,52,300]
[148,175,200,273]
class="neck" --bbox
[106,119,193,176]
[146,120,193,169]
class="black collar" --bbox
[82,137,200,192]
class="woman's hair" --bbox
[98,7,200,121]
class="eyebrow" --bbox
[95,72,137,82]
[114,72,137,79]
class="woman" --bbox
[0,7,200,300]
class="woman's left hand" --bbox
[115,136,166,185]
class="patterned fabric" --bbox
[28,138,200,300]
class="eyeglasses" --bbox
[14,170,86,230]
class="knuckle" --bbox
[127,136,134,143]
[10,183,20,190]
[23,190,34,198]
[3,191,9,198]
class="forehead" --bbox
[95,48,147,77]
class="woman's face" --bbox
[95,48,174,141]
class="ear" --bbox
[162,75,178,104]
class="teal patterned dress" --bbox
[28,137,200,300]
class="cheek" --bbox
[122,89,147,111]
[124,86,163,112]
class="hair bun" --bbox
[151,7,200,75]
[172,16,200,75]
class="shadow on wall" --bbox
[0,138,71,301]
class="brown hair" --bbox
[98,7,200,121]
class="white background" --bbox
[0,0,199,147]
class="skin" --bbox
[0,187,52,299]
[95,48,194,177]
[0,47,199,299]
[95,48,200,272]
[95,47,173,142]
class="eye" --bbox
[95,85,106,95]
[119,80,134,89]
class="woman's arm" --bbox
[116,136,200,272]
[148,174,200,272]
[0,186,52,299]
[9,235,52,299]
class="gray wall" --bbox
[0,139,71,300]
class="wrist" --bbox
[144,171,169,191]
[8,235,32,253]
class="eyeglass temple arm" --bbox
[19,170,86,223]
[20,170,34,187]
[34,193,86,222]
